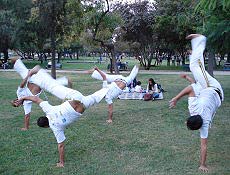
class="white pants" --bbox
[104,82,123,104]
[91,65,139,85]
[14,59,71,114]
[189,35,224,100]
[32,69,108,108]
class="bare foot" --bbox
[106,119,113,124]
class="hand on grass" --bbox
[198,165,209,173]
[56,162,64,168]
[21,128,28,131]
[106,119,113,124]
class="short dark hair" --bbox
[136,81,141,85]
[186,115,203,130]
[37,116,49,127]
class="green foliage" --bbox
[195,0,230,54]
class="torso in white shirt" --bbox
[188,87,221,138]
[39,101,82,143]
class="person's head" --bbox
[148,78,156,85]
[136,81,141,86]
[37,116,49,128]
[186,115,203,130]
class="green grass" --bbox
[0,71,229,175]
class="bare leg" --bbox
[107,104,113,123]
[21,113,30,131]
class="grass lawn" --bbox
[0,70,229,175]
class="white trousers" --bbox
[189,35,224,100]
[91,65,139,85]
[14,59,72,114]
[32,69,108,108]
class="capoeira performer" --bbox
[91,65,139,123]
[11,57,72,130]
[14,66,109,167]
[169,34,224,173]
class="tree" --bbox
[195,0,230,65]
[0,0,32,62]
[115,1,156,69]
[33,0,67,78]
[84,0,122,73]
[154,0,198,65]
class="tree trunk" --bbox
[207,52,214,77]
[50,3,56,79]
[3,49,8,63]
[227,53,230,63]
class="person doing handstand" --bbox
[91,65,139,123]
[169,34,224,173]
[11,57,72,130]
[15,66,109,167]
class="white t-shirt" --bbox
[134,85,142,93]
[39,101,82,143]
[188,86,221,138]
[103,82,123,105]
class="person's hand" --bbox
[169,97,177,108]
[94,66,99,71]
[11,98,23,107]
[106,119,113,124]
[198,165,209,173]
[180,74,187,79]
[56,162,64,168]
[21,128,28,131]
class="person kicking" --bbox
[91,65,139,123]
[11,57,72,130]
[15,66,109,167]
[169,34,224,173]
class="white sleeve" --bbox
[199,122,209,138]
[52,129,66,143]
[39,101,52,114]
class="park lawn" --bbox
[0,71,229,175]
[21,56,192,71]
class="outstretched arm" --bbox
[15,96,43,106]
[180,74,195,84]
[199,138,209,173]
[94,67,106,80]
[56,142,65,167]
[169,85,195,108]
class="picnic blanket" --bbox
[118,92,145,100]
[118,92,164,100]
